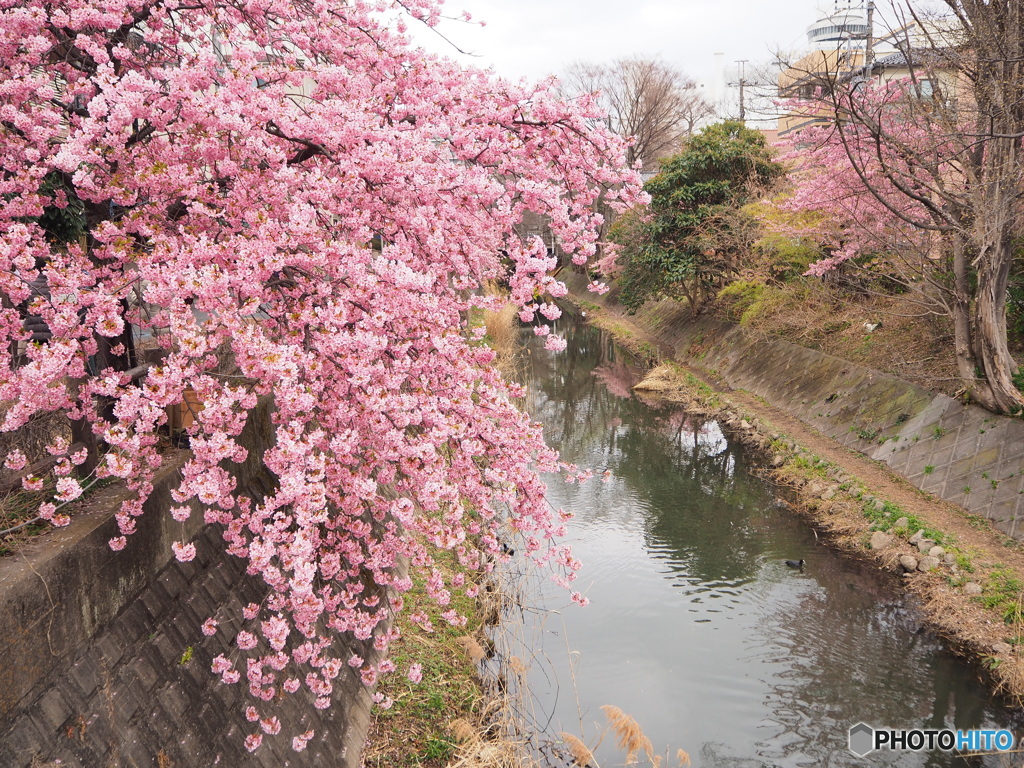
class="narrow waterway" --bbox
[502,311,1023,768]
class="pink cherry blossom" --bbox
[0,0,643,752]
[292,730,315,752]
[170,506,192,523]
[4,450,26,471]
[360,666,378,687]
[54,477,82,502]
[21,476,44,492]
[171,541,196,562]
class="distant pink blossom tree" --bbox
[779,18,1024,414]
[0,0,642,749]
[778,117,935,276]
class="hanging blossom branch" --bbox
[0,0,645,753]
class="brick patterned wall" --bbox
[1,525,374,768]
[0,400,379,767]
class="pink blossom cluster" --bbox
[0,0,643,752]
[776,82,957,274]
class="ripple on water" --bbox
[514,316,1022,768]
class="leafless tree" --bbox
[563,57,715,172]
[782,1,1024,413]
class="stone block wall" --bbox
[1,524,371,768]
[0,400,376,767]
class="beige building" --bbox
[776,2,963,136]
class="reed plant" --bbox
[479,286,523,381]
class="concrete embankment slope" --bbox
[0,400,376,768]
[563,270,1024,542]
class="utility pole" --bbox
[864,0,875,69]
[734,59,748,124]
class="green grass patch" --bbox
[852,426,880,441]
[865,502,946,544]
[765,439,958,552]
[978,568,1024,625]
[676,371,723,409]
[421,737,456,763]
[955,552,975,572]
[365,547,486,768]
[964,514,989,530]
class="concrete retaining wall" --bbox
[0,401,376,767]
[566,271,1024,539]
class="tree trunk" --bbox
[68,378,100,477]
[965,130,1024,414]
[961,4,1024,413]
[950,233,985,400]
[973,236,1024,413]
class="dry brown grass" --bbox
[722,284,960,396]
[484,303,519,356]
[506,655,527,681]
[457,635,487,665]
[601,705,657,766]
[0,407,72,554]
[0,405,70,466]
[451,718,482,745]
[446,708,536,768]
[447,738,524,768]
[631,364,685,395]
[443,681,540,768]
[479,284,523,380]
[477,580,505,626]
[559,732,595,767]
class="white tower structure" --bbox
[806,0,868,51]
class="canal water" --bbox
[500,311,1023,768]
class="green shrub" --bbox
[717,279,767,322]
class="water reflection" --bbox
[509,312,1022,768]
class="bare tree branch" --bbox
[562,57,714,172]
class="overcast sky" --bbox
[408,0,835,122]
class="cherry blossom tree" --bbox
[776,99,937,281]
[0,0,642,750]
[780,0,1024,413]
